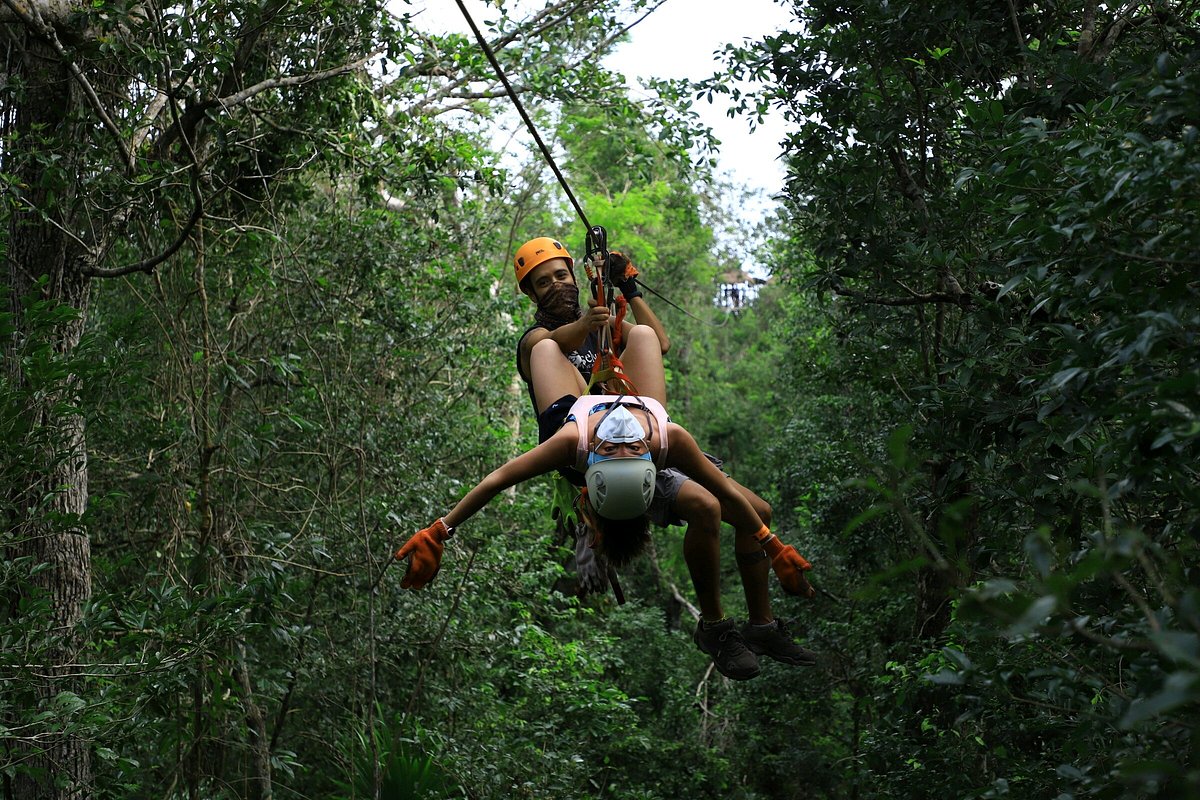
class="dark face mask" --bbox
[535,280,581,329]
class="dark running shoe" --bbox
[693,618,761,680]
[741,619,818,666]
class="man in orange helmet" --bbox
[512,236,667,388]
[509,236,816,680]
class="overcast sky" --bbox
[410,0,794,211]
[610,0,793,199]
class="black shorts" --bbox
[538,394,586,487]
[537,394,578,444]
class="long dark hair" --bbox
[592,514,651,568]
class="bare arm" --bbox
[625,296,670,354]
[604,249,668,353]
[441,428,575,529]
[517,302,611,376]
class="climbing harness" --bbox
[579,226,639,395]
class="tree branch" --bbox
[82,173,204,278]
[1079,0,1150,63]
[390,0,593,86]
[401,0,665,117]
[1005,0,1025,51]
[1078,0,1100,58]
[131,90,172,153]
[214,52,376,113]
[1,0,135,172]
[1114,249,1199,267]
[1066,616,1152,652]
[1092,0,1148,63]
[886,146,928,218]
[154,0,345,155]
[833,282,971,307]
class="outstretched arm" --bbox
[624,296,670,354]
[605,250,670,354]
[394,429,575,590]
[442,429,574,529]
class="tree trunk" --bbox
[914,466,978,640]
[235,642,274,800]
[4,30,94,800]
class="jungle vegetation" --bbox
[2,1,1197,798]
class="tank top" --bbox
[566,395,670,472]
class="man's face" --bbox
[525,258,578,310]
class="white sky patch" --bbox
[407,0,796,275]
[612,0,793,198]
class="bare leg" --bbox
[618,325,667,404]
[529,337,588,413]
[673,481,724,621]
[727,480,774,624]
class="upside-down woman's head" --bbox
[581,403,657,565]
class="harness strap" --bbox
[567,394,669,471]
[586,351,636,394]
[611,295,628,349]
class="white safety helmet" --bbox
[584,457,657,520]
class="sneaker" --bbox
[693,618,761,680]
[741,619,817,666]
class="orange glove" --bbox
[755,526,815,598]
[395,518,454,589]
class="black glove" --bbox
[606,251,641,300]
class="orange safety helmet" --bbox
[513,237,573,285]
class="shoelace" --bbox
[718,630,752,652]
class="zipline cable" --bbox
[454,0,728,329]
[454,0,592,232]
[635,277,727,326]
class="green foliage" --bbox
[336,715,457,800]
[6,1,740,796]
[11,0,1199,797]
[695,1,1200,798]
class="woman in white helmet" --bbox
[394,324,816,678]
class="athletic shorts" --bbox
[537,394,585,486]
[537,393,728,522]
[537,394,578,444]
[647,454,726,529]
